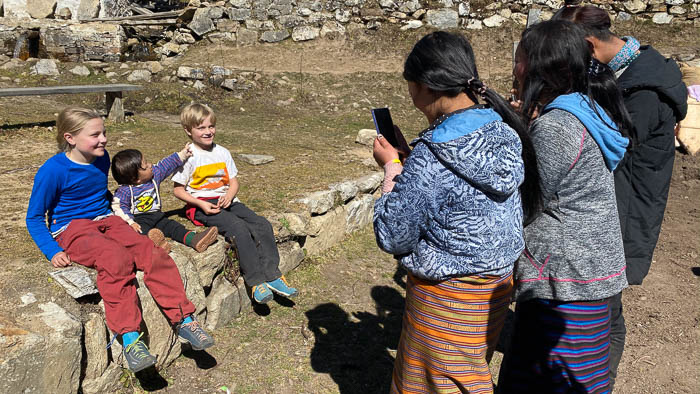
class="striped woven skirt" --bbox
[498,299,611,393]
[391,272,513,394]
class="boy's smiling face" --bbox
[186,115,216,150]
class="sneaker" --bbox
[252,283,273,304]
[176,317,215,351]
[147,228,171,254]
[123,333,157,372]
[266,276,298,298]
[191,226,218,253]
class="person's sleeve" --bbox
[530,115,584,205]
[152,152,184,184]
[224,149,238,179]
[171,158,193,186]
[111,187,135,224]
[373,145,432,255]
[25,164,63,261]
[625,90,661,145]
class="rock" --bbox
[617,11,632,21]
[207,6,225,19]
[143,60,163,74]
[320,21,346,39]
[277,212,310,237]
[354,172,383,193]
[127,69,151,82]
[221,78,239,90]
[4,0,31,18]
[171,236,226,288]
[623,0,646,13]
[0,303,82,393]
[331,180,359,202]
[20,293,37,306]
[261,30,290,43]
[669,5,686,15]
[205,275,249,330]
[77,0,100,19]
[105,71,118,79]
[400,20,423,30]
[56,0,80,19]
[458,2,470,16]
[48,266,98,298]
[80,364,122,394]
[398,0,420,13]
[211,65,233,76]
[425,9,459,29]
[465,19,483,29]
[278,241,305,274]
[30,59,59,76]
[177,65,206,80]
[236,28,258,45]
[228,7,251,20]
[69,64,91,76]
[304,206,348,255]
[335,8,351,22]
[174,30,196,44]
[55,6,72,19]
[27,0,57,18]
[188,8,216,36]
[379,0,395,9]
[193,80,206,90]
[296,190,339,215]
[483,14,506,27]
[665,0,684,5]
[83,313,108,380]
[345,194,375,233]
[0,58,25,70]
[292,26,320,42]
[652,12,673,24]
[238,154,275,165]
[356,128,377,146]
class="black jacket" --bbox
[614,45,688,285]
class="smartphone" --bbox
[371,108,400,148]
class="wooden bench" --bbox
[0,84,142,122]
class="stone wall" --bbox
[0,170,381,394]
[1,0,699,62]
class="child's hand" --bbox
[178,143,193,161]
[130,222,142,233]
[217,195,233,209]
[200,201,221,215]
[51,251,72,268]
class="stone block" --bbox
[27,0,57,18]
[80,364,122,394]
[304,206,347,255]
[170,235,226,288]
[205,275,248,330]
[70,65,91,76]
[177,65,206,80]
[292,25,320,41]
[238,153,276,164]
[4,0,31,18]
[83,313,108,380]
[400,20,423,30]
[188,8,216,36]
[345,194,375,233]
[236,28,258,45]
[228,7,251,20]
[296,189,339,215]
[356,128,376,146]
[320,20,345,39]
[330,180,359,202]
[652,12,673,23]
[56,0,80,19]
[354,172,382,193]
[483,14,506,27]
[623,0,646,13]
[48,265,98,298]
[77,0,100,19]
[127,69,151,82]
[278,240,305,274]
[261,29,290,42]
[425,8,459,29]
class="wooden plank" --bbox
[119,19,178,26]
[0,84,142,97]
[79,9,184,22]
[130,5,154,15]
[106,91,125,123]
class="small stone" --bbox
[261,30,290,43]
[20,293,37,306]
[356,129,377,146]
[127,69,152,82]
[483,14,506,27]
[465,19,483,29]
[400,20,423,30]
[458,2,470,16]
[617,11,633,21]
[48,266,98,298]
[221,78,238,90]
[292,26,320,41]
[624,0,646,13]
[105,71,118,79]
[193,80,206,90]
[238,154,275,165]
[69,65,90,76]
[143,61,163,74]
[174,31,196,44]
[30,59,59,76]
[425,9,459,29]
[177,66,206,80]
[652,12,673,24]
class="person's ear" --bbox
[184,127,192,137]
[585,36,603,61]
[64,133,75,147]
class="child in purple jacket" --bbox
[111,145,218,253]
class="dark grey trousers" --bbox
[194,201,281,286]
[608,291,626,391]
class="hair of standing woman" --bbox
[552,4,615,41]
[403,31,542,224]
[55,107,102,152]
[515,20,634,141]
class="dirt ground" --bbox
[0,21,698,393]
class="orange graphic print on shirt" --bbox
[189,162,230,190]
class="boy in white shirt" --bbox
[172,103,298,304]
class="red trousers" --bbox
[56,215,195,334]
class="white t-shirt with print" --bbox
[172,143,239,201]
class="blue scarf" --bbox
[608,36,640,72]
[544,93,629,171]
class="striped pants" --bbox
[498,299,611,394]
[391,272,513,394]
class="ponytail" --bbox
[586,60,635,142]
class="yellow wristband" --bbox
[391,159,401,164]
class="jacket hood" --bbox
[544,93,629,171]
[618,46,688,121]
[415,108,524,197]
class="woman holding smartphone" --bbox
[372,31,541,393]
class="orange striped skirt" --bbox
[391,272,513,394]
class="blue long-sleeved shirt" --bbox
[26,152,112,260]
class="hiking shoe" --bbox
[191,226,218,253]
[123,333,157,372]
[266,276,298,298]
[252,283,273,304]
[147,228,171,254]
[176,317,215,351]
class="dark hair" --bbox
[403,31,542,224]
[552,4,615,41]
[515,20,633,140]
[111,149,143,185]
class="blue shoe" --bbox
[176,317,214,351]
[252,283,273,304]
[123,333,157,372]
[266,276,298,298]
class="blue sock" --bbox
[182,315,193,324]
[122,331,139,347]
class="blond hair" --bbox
[56,107,102,152]
[180,103,217,133]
